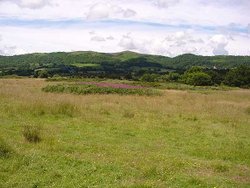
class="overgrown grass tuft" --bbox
[42,84,162,96]
[52,102,79,117]
[213,164,230,173]
[0,139,13,158]
[246,106,250,115]
[22,125,41,143]
[123,110,135,118]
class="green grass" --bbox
[0,79,249,187]
[72,63,101,68]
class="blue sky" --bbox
[0,0,249,56]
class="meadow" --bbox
[0,78,250,187]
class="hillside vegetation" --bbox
[0,51,250,77]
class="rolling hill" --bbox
[0,51,250,77]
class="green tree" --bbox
[224,65,250,88]
[207,70,224,85]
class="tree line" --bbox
[0,51,250,88]
[140,66,250,88]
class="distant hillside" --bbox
[0,51,250,77]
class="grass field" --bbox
[0,79,250,187]
[71,63,101,68]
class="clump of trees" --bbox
[224,65,250,88]
[139,65,250,88]
[180,65,250,87]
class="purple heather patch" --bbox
[78,82,144,89]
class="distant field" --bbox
[0,79,250,187]
[72,63,101,68]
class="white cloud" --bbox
[0,0,51,9]
[0,0,249,56]
[123,9,136,17]
[0,33,26,55]
[119,34,137,50]
[18,0,51,9]
[210,34,229,55]
[107,36,114,40]
[89,31,96,35]
[91,36,106,42]
[154,0,180,8]
[0,45,26,56]
[86,2,136,20]
[0,0,249,26]
[163,31,204,55]
[118,31,205,56]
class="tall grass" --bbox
[0,79,249,187]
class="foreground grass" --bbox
[0,79,250,187]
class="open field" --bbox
[0,79,250,187]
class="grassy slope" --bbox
[0,79,250,187]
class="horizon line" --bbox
[1,50,250,58]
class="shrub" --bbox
[23,125,41,143]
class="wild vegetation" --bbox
[0,51,249,187]
[42,83,161,96]
[0,51,250,87]
[0,78,249,187]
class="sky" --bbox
[0,0,249,56]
